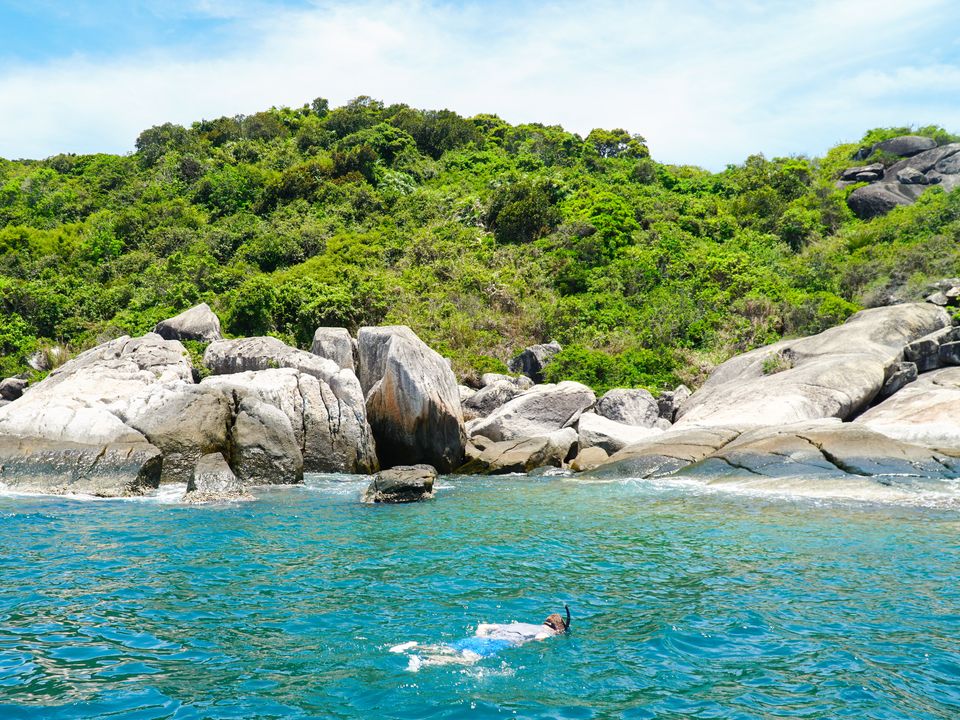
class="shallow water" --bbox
[1,474,959,719]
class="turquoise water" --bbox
[1,474,960,719]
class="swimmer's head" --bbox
[543,609,569,634]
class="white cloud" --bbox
[0,0,958,168]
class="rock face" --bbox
[361,464,437,503]
[467,381,595,442]
[508,341,562,383]
[184,453,254,503]
[588,425,742,479]
[358,326,465,473]
[0,437,161,496]
[459,428,577,474]
[154,303,223,343]
[0,377,27,401]
[856,367,960,450]
[903,325,960,372]
[463,380,524,418]
[595,388,659,427]
[846,139,960,219]
[657,385,691,422]
[675,303,950,429]
[310,327,356,371]
[577,413,663,454]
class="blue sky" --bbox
[1,0,959,169]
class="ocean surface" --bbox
[1,472,959,719]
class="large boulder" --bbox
[183,453,254,503]
[872,135,937,157]
[856,367,960,451]
[0,436,161,496]
[458,428,577,475]
[230,394,304,484]
[586,425,741,479]
[361,464,437,504]
[508,341,562,383]
[467,381,596,442]
[577,413,663,454]
[847,183,917,219]
[675,304,950,430]
[463,380,525,418]
[310,327,356,371]
[204,337,377,473]
[595,388,659,427]
[153,303,223,343]
[358,326,465,473]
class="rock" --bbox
[361,464,437,503]
[577,413,663,454]
[507,341,562,383]
[878,362,917,400]
[26,346,66,372]
[458,385,477,403]
[467,381,596,442]
[847,183,917,219]
[358,326,465,473]
[896,167,928,185]
[463,380,524,418]
[310,327,356,371]
[203,368,377,475]
[654,418,673,431]
[183,453,254,503]
[903,325,960,372]
[939,341,960,366]
[205,336,341,383]
[840,163,885,181]
[457,428,577,474]
[0,377,27,401]
[585,425,742,479]
[886,143,960,176]
[0,436,161,496]
[153,303,223,343]
[595,388,659,427]
[481,373,535,391]
[857,367,960,450]
[231,394,304,484]
[872,135,937,157]
[675,303,950,430]
[570,446,610,472]
[927,291,950,306]
[657,385,692,422]
[691,421,956,480]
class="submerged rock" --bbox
[358,326,465,473]
[154,303,223,343]
[183,453,254,503]
[361,464,437,503]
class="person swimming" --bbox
[391,606,570,670]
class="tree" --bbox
[586,128,649,158]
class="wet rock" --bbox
[361,464,437,503]
[467,381,595,442]
[595,388,659,427]
[939,341,960,366]
[183,452,254,503]
[358,326,465,473]
[310,327,356,371]
[154,303,223,343]
[230,394,303,485]
[508,341,562,383]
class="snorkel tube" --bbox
[564,604,571,631]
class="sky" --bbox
[1,0,959,169]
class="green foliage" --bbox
[0,99,956,392]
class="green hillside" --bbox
[1,97,958,392]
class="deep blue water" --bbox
[1,474,959,719]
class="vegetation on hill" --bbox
[1,97,958,392]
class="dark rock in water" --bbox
[872,135,937,157]
[847,183,915,219]
[358,326,465,473]
[508,341,562,383]
[310,327,356,371]
[361,464,437,503]
[154,303,223,343]
[595,388,659,427]
[458,429,577,474]
[0,377,27,401]
[184,453,253,503]
[463,380,524,418]
[878,362,918,400]
[0,437,161,496]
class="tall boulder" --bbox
[183,453,254,503]
[467,381,596,442]
[675,303,951,429]
[154,303,223,343]
[310,327,356,371]
[358,326,465,473]
[595,388,660,427]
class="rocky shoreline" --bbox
[0,299,959,502]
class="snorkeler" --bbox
[391,606,570,670]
